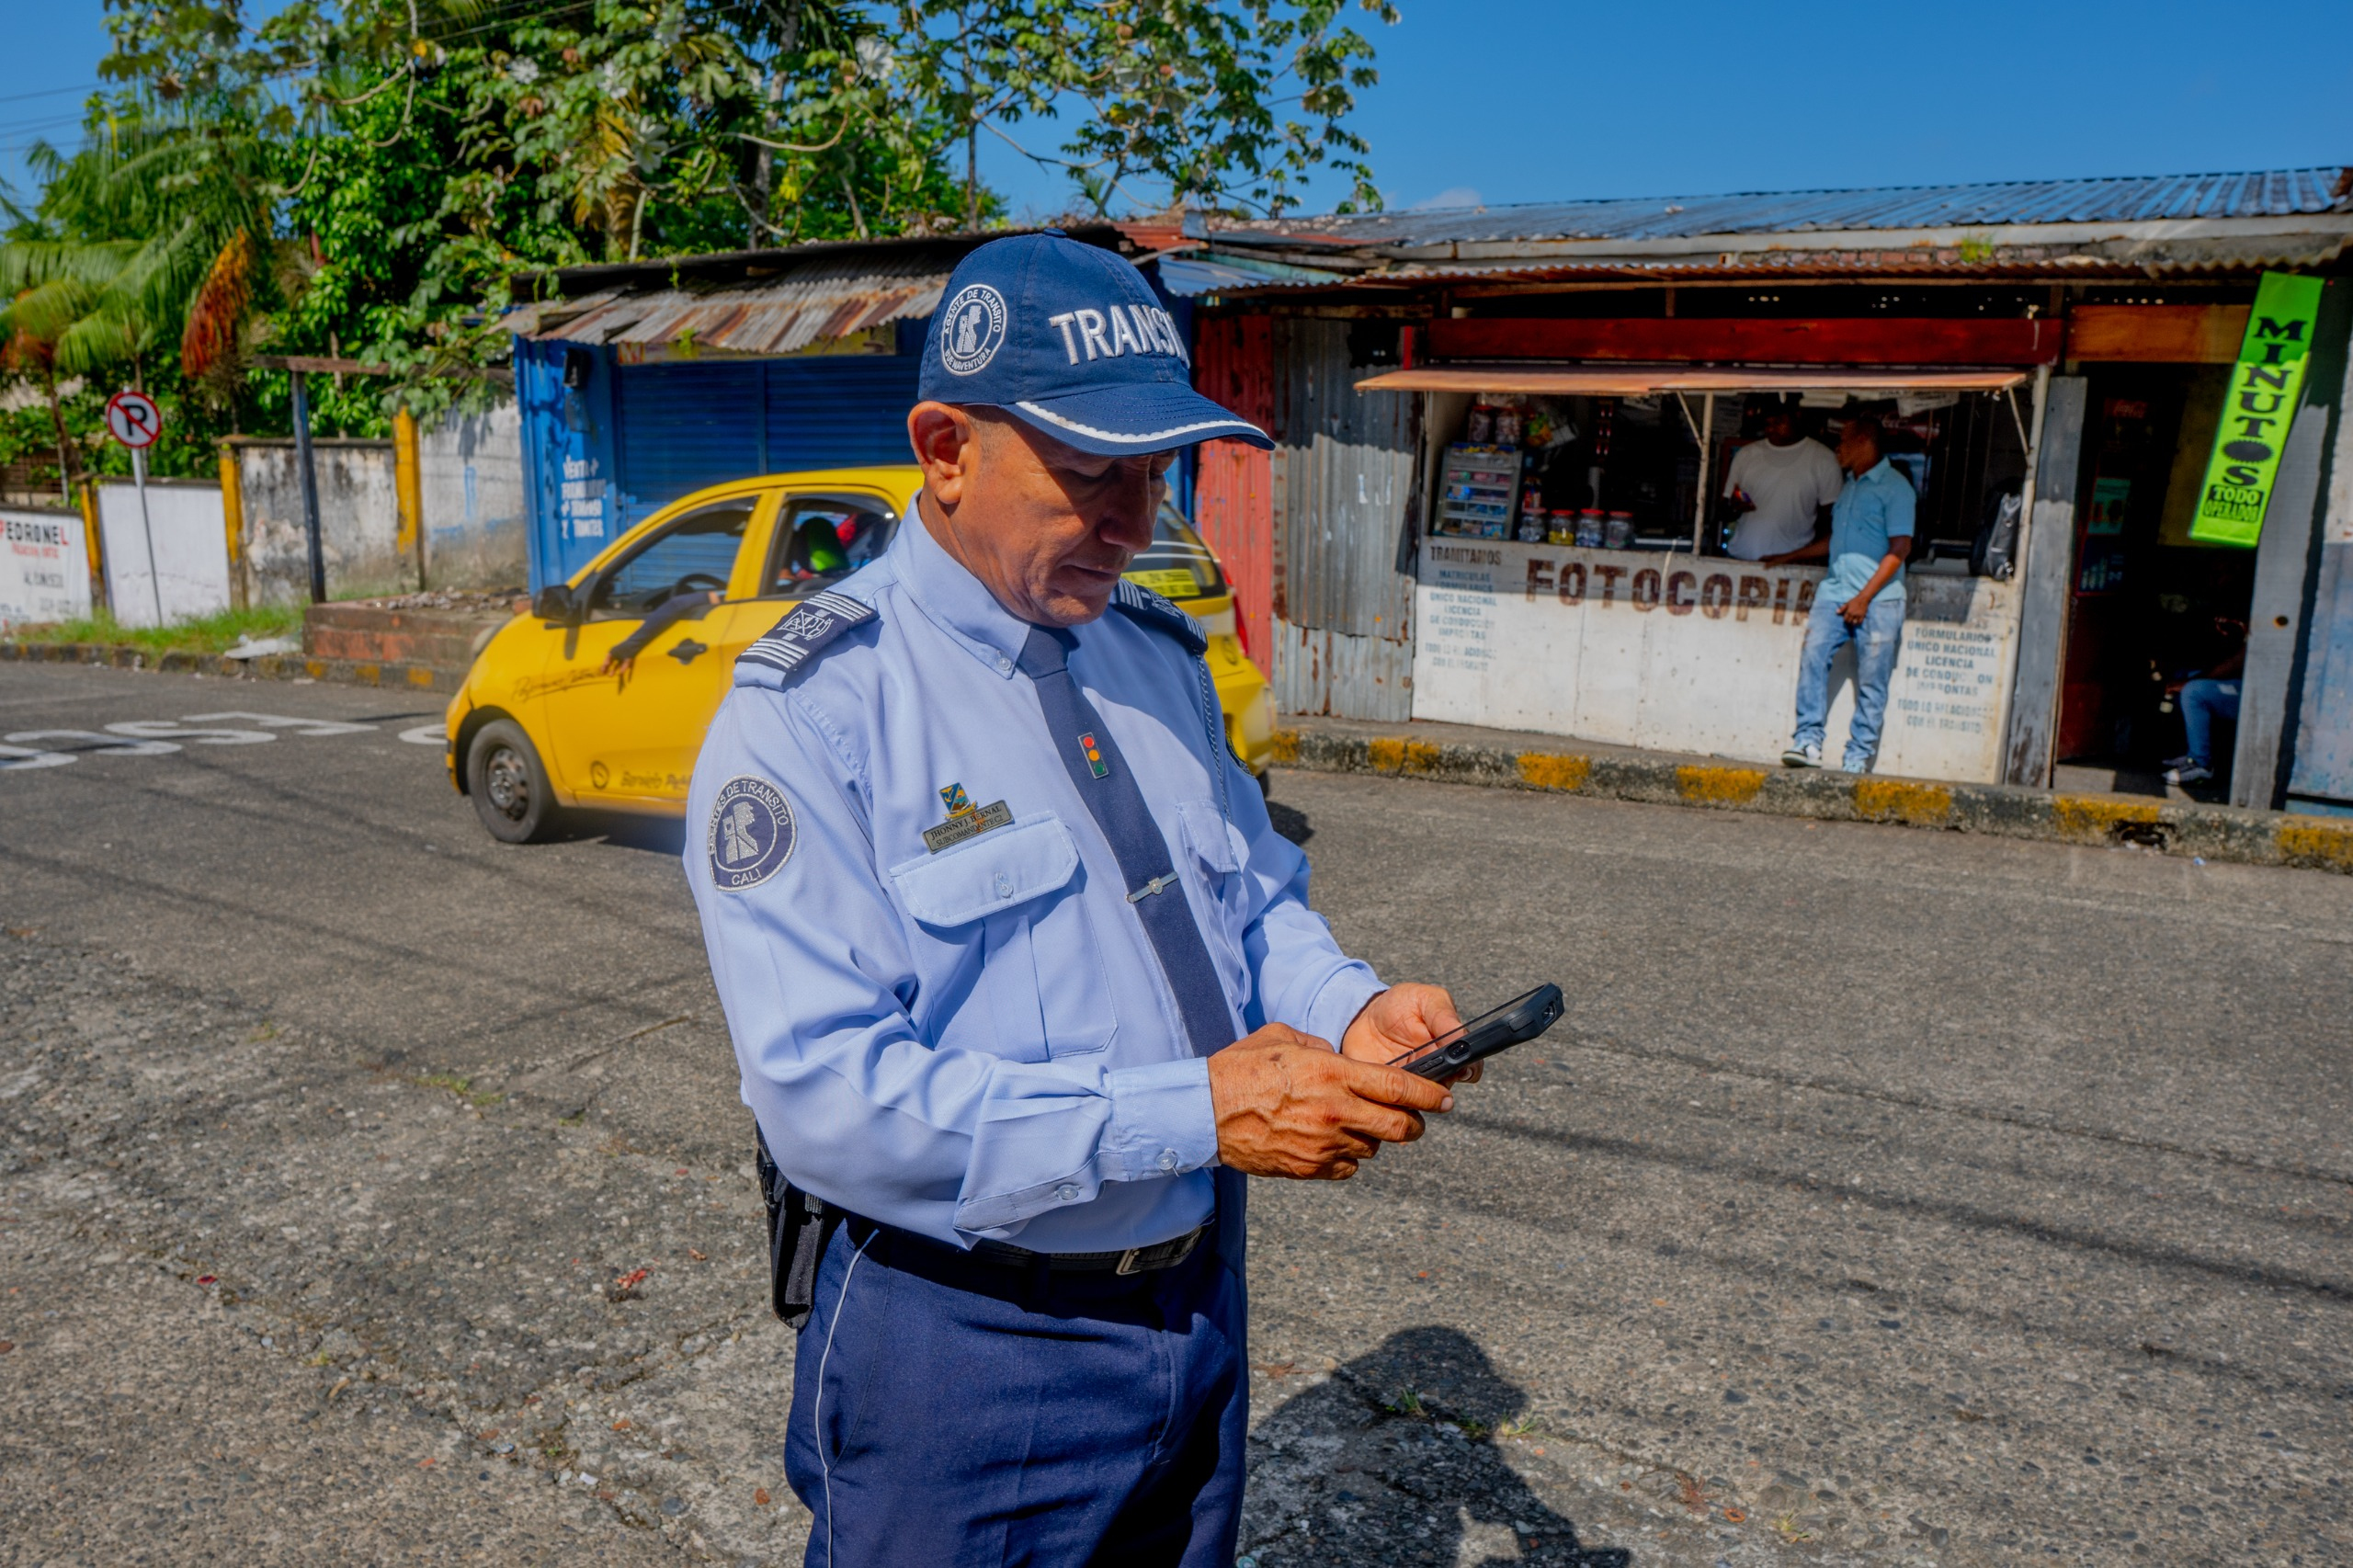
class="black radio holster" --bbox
[755,1123,843,1331]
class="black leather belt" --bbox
[965,1221,1210,1276]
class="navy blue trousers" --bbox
[785,1218,1247,1568]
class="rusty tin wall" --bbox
[1192,314,1278,662]
[1268,317,1419,719]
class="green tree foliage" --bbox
[899,0,1396,223]
[0,0,1390,460]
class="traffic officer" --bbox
[686,233,1472,1566]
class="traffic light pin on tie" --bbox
[1078,732,1109,778]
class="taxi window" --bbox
[765,496,898,596]
[1123,501,1227,602]
[587,498,756,617]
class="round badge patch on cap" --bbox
[709,776,796,890]
[938,283,1009,376]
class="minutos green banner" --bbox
[2190,271,2326,547]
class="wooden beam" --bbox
[253,354,391,375]
[1427,315,2066,366]
[2064,304,2249,363]
[251,354,515,385]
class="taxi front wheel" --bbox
[467,719,561,844]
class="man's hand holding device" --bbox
[1205,982,1562,1181]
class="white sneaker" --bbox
[1781,744,1822,768]
[2165,761,2212,785]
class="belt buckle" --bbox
[1114,1245,1144,1276]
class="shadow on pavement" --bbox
[1267,800,1313,846]
[1244,1326,1629,1567]
[556,810,689,857]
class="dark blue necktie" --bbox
[1018,626,1235,1058]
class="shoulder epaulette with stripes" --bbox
[1109,578,1207,657]
[733,590,877,687]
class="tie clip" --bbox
[1127,873,1176,903]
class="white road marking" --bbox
[106,721,275,745]
[2,710,438,773]
[183,710,377,736]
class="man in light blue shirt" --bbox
[686,233,1470,1566]
[1770,410,1915,772]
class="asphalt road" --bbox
[2,659,2348,1567]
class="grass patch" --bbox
[16,603,303,657]
[414,1072,506,1109]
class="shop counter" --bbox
[1412,539,2023,784]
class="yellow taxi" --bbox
[445,465,1274,843]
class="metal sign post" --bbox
[290,369,326,603]
[103,389,165,625]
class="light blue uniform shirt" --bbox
[685,510,1384,1253]
[1820,458,1917,608]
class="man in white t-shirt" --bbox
[1722,400,1844,562]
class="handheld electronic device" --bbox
[1390,983,1564,1080]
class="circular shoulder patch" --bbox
[708,776,796,891]
[938,283,1008,376]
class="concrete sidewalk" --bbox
[1272,713,2353,876]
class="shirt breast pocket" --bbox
[888,814,1118,1062]
[1176,799,1251,1014]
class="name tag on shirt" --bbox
[922,800,1014,853]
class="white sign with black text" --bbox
[0,506,92,632]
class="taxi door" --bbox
[539,491,779,806]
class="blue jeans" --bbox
[788,1216,1246,1567]
[1794,593,1905,771]
[2179,677,2240,766]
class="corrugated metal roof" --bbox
[508,225,1141,352]
[512,245,955,353]
[1180,229,2353,296]
[1203,167,2353,251]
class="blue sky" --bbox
[7,1,2352,222]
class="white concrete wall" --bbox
[0,506,91,631]
[1411,540,2023,784]
[419,403,529,590]
[95,479,230,629]
[232,440,408,605]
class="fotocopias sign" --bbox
[2190,272,2325,547]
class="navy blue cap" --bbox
[918,233,1272,456]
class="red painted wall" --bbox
[1192,314,1277,663]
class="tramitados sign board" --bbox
[2190,271,2325,548]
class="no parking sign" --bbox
[105,389,163,449]
[103,388,166,623]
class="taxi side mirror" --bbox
[532,583,576,623]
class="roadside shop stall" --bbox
[1354,326,2050,783]
[1181,167,2353,803]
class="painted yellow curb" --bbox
[1517,752,1593,791]
[2052,795,2161,844]
[1854,778,1954,826]
[1367,736,1443,776]
[1676,764,1768,806]
[2278,818,2353,872]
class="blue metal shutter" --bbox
[612,360,765,529]
[763,356,922,473]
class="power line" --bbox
[0,83,102,108]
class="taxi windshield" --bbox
[1123,501,1227,603]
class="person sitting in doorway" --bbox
[1722,396,1844,562]
[1771,410,1915,773]
[2162,616,2247,786]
